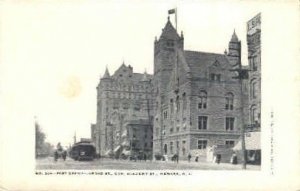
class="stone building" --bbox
[152,17,250,160]
[246,13,261,131]
[93,63,155,157]
[93,14,261,161]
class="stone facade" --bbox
[246,13,261,131]
[94,63,154,156]
[93,14,261,160]
[152,18,249,160]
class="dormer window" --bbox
[210,73,221,81]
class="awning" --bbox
[122,150,131,155]
[104,150,113,156]
[121,130,127,137]
[233,132,261,150]
[121,140,130,146]
[114,145,121,152]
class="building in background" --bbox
[94,63,154,157]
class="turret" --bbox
[102,67,110,79]
[227,30,241,68]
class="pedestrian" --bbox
[216,154,221,164]
[230,152,237,165]
[188,153,191,162]
[195,155,199,162]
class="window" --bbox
[226,117,235,131]
[162,125,166,135]
[198,90,207,109]
[164,144,168,154]
[198,116,208,130]
[225,140,235,148]
[252,56,258,71]
[155,127,159,137]
[170,142,174,154]
[167,40,174,47]
[225,92,234,110]
[170,127,174,134]
[170,99,174,114]
[251,79,258,99]
[182,93,187,110]
[176,96,180,112]
[163,111,168,119]
[176,141,179,153]
[216,74,221,81]
[197,140,208,149]
[176,126,180,132]
[210,73,221,81]
[182,140,186,155]
[144,143,148,148]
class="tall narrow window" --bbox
[170,99,174,114]
[198,90,207,109]
[182,140,186,155]
[176,96,180,112]
[225,117,235,131]
[170,142,173,154]
[182,93,187,110]
[225,92,234,110]
[251,79,258,99]
[198,116,208,130]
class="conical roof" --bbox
[102,67,110,78]
[159,17,180,40]
[230,30,239,42]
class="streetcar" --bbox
[69,141,96,161]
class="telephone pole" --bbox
[231,67,250,169]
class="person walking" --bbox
[188,153,191,162]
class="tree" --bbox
[35,120,54,158]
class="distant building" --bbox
[92,13,261,161]
[94,63,155,157]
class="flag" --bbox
[168,9,176,14]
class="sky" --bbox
[0,1,297,147]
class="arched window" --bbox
[198,90,207,109]
[225,92,234,110]
[182,93,187,110]
[250,79,258,99]
[250,105,259,124]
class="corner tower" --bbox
[154,16,184,95]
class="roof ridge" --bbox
[184,50,225,56]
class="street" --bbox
[36,157,260,170]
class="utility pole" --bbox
[231,67,250,169]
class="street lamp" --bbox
[230,67,250,169]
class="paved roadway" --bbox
[36,157,260,170]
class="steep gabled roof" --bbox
[102,67,110,78]
[184,50,230,77]
[159,19,180,40]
